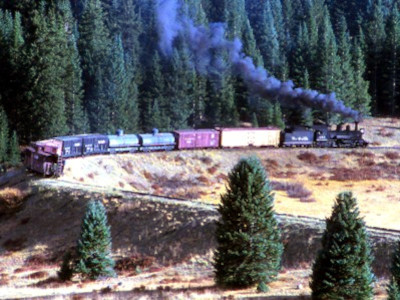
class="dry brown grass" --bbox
[0,187,26,215]
[115,254,156,275]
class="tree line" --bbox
[0,0,399,144]
[60,156,400,299]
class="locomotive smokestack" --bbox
[355,122,359,131]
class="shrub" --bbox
[297,152,318,164]
[58,251,74,281]
[214,156,282,290]
[386,152,400,160]
[0,188,25,215]
[387,241,400,300]
[74,200,115,280]
[270,181,313,200]
[115,255,155,275]
[310,192,374,299]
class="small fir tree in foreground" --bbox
[388,241,400,300]
[74,200,115,280]
[214,156,282,290]
[310,192,374,299]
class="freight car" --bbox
[24,122,368,176]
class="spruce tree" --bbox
[310,192,374,300]
[388,241,400,300]
[273,103,285,129]
[75,200,115,280]
[352,38,371,116]
[8,130,20,166]
[214,156,282,290]
[0,106,8,164]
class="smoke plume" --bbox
[156,0,361,121]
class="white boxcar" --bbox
[219,127,281,148]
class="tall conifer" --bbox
[214,156,282,290]
[75,200,115,280]
[310,192,374,299]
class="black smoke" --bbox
[156,0,361,121]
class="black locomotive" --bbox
[281,122,368,148]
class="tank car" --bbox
[139,128,176,151]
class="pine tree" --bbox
[75,200,115,280]
[310,192,374,300]
[382,7,400,115]
[59,0,88,134]
[8,130,20,166]
[78,0,111,132]
[0,106,9,164]
[26,6,68,139]
[352,38,371,116]
[273,103,285,129]
[366,0,386,114]
[214,156,282,289]
[388,241,400,300]
[251,112,259,127]
[336,16,356,111]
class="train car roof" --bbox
[219,127,280,131]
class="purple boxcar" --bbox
[174,129,220,149]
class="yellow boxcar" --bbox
[219,127,281,148]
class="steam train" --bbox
[24,122,368,176]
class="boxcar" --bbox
[54,136,83,158]
[139,130,176,151]
[219,127,281,148]
[107,134,140,153]
[81,134,109,155]
[174,129,220,150]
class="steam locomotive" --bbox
[24,122,368,176]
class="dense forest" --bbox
[0,0,398,143]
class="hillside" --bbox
[61,118,400,229]
[0,117,399,299]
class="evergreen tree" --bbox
[273,103,285,129]
[388,241,400,300]
[164,47,193,129]
[78,0,111,132]
[251,112,259,127]
[8,130,20,166]
[382,7,400,115]
[366,0,386,114]
[336,16,356,111]
[0,106,9,164]
[310,192,374,300]
[75,200,115,280]
[25,6,68,139]
[214,156,282,290]
[59,0,88,134]
[352,38,371,116]
[58,251,74,281]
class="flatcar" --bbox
[23,122,368,177]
